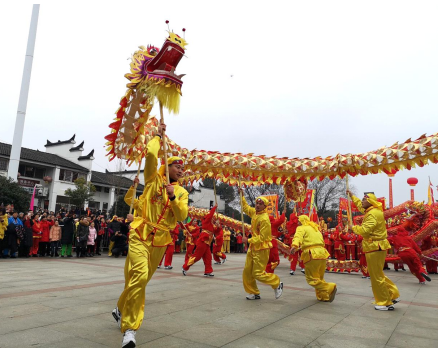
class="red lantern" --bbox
[407,177,418,187]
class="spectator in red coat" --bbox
[236,232,243,253]
[39,216,51,257]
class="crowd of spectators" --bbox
[1,204,254,260]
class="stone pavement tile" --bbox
[223,334,304,348]
[42,336,109,348]
[38,296,96,310]
[399,312,438,329]
[137,336,216,348]
[211,309,288,332]
[2,303,53,318]
[404,305,438,319]
[393,323,438,340]
[324,324,393,346]
[275,315,337,332]
[337,313,402,331]
[141,312,213,335]
[387,332,437,348]
[172,323,249,347]
[307,333,386,348]
[295,306,349,324]
[47,315,165,346]
[252,324,317,346]
[0,327,76,348]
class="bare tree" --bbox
[308,178,357,216]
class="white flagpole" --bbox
[8,5,40,181]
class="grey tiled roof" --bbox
[91,171,144,190]
[0,142,88,172]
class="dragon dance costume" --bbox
[116,136,188,333]
[182,205,216,275]
[350,193,400,309]
[241,196,282,298]
[292,215,337,302]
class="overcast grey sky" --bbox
[0,1,438,206]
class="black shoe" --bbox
[60,255,65,258]
[421,272,432,282]
[96,253,101,256]
[395,269,398,272]
[384,267,390,270]
[67,255,73,258]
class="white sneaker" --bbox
[361,276,367,279]
[214,262,221,265]
[246,294,261,300]
[157,265,161,269]
[122,329,136,347]
[204,273,214,277]
[375,305,394,311]
[301,269,305,274]
[274,282,283,299]
[222,257,226,264]
[112,307,121,329]
[392,297,401,304]
[182,268,187,276]
[419,281,426,284]
[164,266,173,270]
[290,270,295,275]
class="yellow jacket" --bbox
[0,214,8,240]
[291,225,329,263]
[223,229,231,241]
[130,136,188,247]
[241,196,272,251]
[351,195,391,253]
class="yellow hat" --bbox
[364,193,383,211]
[256,196,269,206]
[299,215,320,231]
[159,156,184,177]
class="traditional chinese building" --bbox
[0,135,143,213]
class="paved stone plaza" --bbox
[0,253,437,348]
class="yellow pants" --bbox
[223,240,230,253]
[243,248,280,295]
[108,240,115,256]
[304,259,336,301]
[366,250,400,306]
[117,233,166,332]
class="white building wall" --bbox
[190,187,225,212]
[45,143,74,158]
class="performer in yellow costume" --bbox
[112,124,188,347]
[240,191,283,300]
[347,191,400,311]
[291,215,337,302]
[223,227,231,253]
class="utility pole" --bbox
[8,5,40,180]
